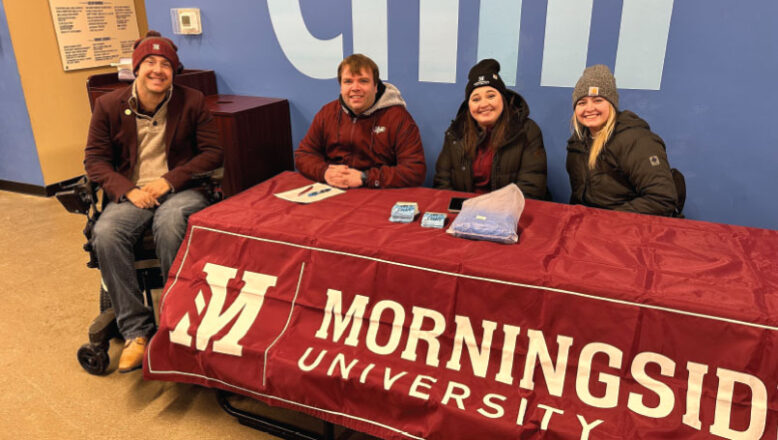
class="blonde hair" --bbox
[572,102,617,169]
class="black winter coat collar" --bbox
[566,110,664,153]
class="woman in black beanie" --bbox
[567,64,678,216]
[433,59,548,199]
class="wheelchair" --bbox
[57,174,353,439]
[56,174,222,375]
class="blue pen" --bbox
[308,188,332,197]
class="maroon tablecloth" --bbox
[145,171,778,440]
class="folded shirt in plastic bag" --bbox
[446,184,525,244]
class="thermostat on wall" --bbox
[171,8,202,35]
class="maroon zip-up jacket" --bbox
[295,82,426,188]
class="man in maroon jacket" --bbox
[84,31,222,373]
[295,54,426,189]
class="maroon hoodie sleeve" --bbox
[295,106,331,182]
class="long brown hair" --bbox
[462,94,511,160]
[572,102,617,169]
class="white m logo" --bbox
[169,262,278,356]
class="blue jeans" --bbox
[92,189,208,340]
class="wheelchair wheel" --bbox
[77,343,110,375]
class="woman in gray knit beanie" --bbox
[566,65,681,216]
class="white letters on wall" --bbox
[267,0,343,79]
[266,1,672,90]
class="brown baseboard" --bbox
[0,175,85,197]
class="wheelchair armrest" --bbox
[55,176,101,268]
[190,167,223,184]
[191,167,224,203]
[55,176,99,216]
[57,169,223,216]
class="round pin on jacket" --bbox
[124,109,131,116]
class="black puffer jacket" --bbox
[566,110,678,216]
[433,90,548,199]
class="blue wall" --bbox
[0,1,43,186]
[149,1,778,230]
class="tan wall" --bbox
[2,0,147,185]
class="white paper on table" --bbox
[274,183,345,204]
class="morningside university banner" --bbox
[145,174,778,440]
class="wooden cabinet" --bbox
[86,70,294,197]
[206,95,293,197]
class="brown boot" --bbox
[118,336,147,373]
